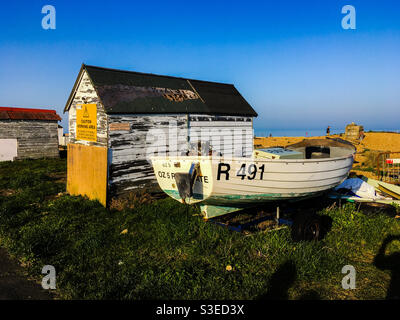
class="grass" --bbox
[351,165,376,173]
[1,158,400,299]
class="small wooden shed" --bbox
[345,122,364,140]
[64,64,257,205]
[0,106,61,161]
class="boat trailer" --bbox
[207,206,293,233]
[204,201,332,242]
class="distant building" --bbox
[58,124,68,146]
[0,106,61,161]
[345,122,364,140]
[64,64,257,205]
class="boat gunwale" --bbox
[150,153,355,164]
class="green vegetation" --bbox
[351,165,376,173]
[0,159,400,299]
[364,150,380,165]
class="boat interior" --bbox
[180,138,356,160]
[285,138,356,159]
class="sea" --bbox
[254,128,400,138]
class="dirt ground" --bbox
[0,247,53,300]
[254,132,400,179]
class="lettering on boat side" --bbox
[155,303,245,316]
[157,171,209,183]
[217,163,230,180]
[236,163,265,180]
[217,163,265,180]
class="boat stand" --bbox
[207,206,293,233]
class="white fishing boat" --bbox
[151,139,356,218]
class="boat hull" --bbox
[151,154,354,218]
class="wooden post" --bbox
[67,143,108,206]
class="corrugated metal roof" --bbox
[0,107,61,121]
[64,64,258,117]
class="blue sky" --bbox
[0,0,399,132]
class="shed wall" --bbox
[68,70,108,147]
[0,120,59,159]
[189,115,253,157]
[108,114,188,195]
[107,114,254,196]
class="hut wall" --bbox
[107,114,188,195]
[188,115,253,157]
[0,120,59,159]
[68,70,108,147]
[108,114,254,196]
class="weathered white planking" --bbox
[68,70,108,147]
[108,113,254,195]
[0,120,59,159]
[108,114,188,195]
[188,114,253,158]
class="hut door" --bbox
[67,144,108,206]
[0,139,17,161]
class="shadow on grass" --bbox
[257,260,297,300]
[373,235,400,299]
[257,260,322,300]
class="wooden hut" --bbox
[0,106,61,161]
[64,64,258,205]
[345,122,364,140]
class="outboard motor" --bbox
[174,162,200,203]
[305,146,330,159]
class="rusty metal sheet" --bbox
[0,107,61,121]
[109,122,130,131]
[0,110,10,120]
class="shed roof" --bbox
[0,107,61,121]
[64,64,257,117]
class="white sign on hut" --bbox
[64,64,258,205]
